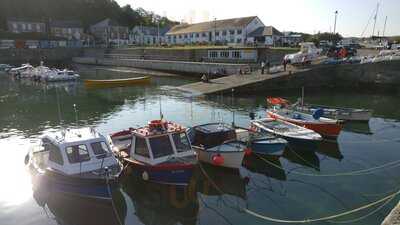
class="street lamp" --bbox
[333,10,338,44]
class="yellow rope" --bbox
[254,152,400,177]
[198,162,400,223]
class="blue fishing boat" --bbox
[26,127,122,201]
[235,128,287,155]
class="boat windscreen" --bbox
[172,132,191,153]
[91,141,111,159]
[149,136,174,158]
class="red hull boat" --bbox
[267,109,343,138]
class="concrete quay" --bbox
[382,201,400,225]
[72,56,249,76]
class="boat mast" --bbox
[372,2,379,37]
[382,16,387,37]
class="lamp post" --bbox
[214,17,217,45]
[333,10,338,44]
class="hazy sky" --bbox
[116,0,399,37]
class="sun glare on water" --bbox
[0,137,34,207]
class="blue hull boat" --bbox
[251,137,287,155]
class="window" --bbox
[229,30,235,35]
[220,51,229,58]
[47,143,64,165]
[236,38,242,44]
[135,137,150,158]
[232,51,242,58]
[215,31,219,36]
[230,38,235,43]
[91,142,110,159]
[178,35,182,39]
[65,145,90,164]
[222,30,227,36]
[195,33,200,38]
[184,34,188,38]
[22,23,26,31]
[27,24,32,30]
[237,29,242,35]
[190,33,193,38]
[209,51,218,58]
[172,133,191,153]
[149,136,174,158]
[202,33,207,37]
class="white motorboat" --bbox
[44,69,80,82]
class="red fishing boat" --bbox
[267,108,343,138]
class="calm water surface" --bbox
[1,65,400,225]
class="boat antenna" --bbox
[159,95,163,120]
[231,88,235,127]
[73,104,79,126]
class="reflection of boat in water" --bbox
[316,140,343,161]
[122,177,199,225]
[196,163,248,199]
[84,76,151,89]
[32,176,127,225]
[282,147,320,171]
[343,121,372,135]
[242,154,287,181]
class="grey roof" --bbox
[134,26,171,36]
[166,16,257,35]
[248,26,283,37]
[91,18,123,28]
[50,20,83,28]
[7,17,45,23]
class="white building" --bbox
[165,16,265,45]
[247,26,283,46]
[129,26,170,45]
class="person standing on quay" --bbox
[261,61,265,74]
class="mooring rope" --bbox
[198,162,400,223]
[254,152,400,177]
[106,172,124,225]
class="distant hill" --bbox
[0,0,177,30]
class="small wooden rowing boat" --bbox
[84,76,151,88]
[251,117,322,146]
[267,108,343,138]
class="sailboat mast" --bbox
[372,2,379,37]
[382,16,387,37]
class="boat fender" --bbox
[312,108,324,120]
[212,154,224,166]
[24,154,30,165]
[244,148,252,156]
[142,171,149,181]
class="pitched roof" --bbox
[248,26,283,37]
[166,16,257,35]
[133,26,171,36]
[91,18,123,28]
[50,20,83,28]
[7,17,45,23]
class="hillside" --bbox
[0,0,177,30]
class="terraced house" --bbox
[165,16,265,45]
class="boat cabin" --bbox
[192,123,237,149]
[33,128,119,175]
[128,121,195,166]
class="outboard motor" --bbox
[312,108,324,120]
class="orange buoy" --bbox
[212,154,224,166]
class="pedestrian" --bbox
[282,59,287,72]
[266,60,270,74]
[261,61,265,74]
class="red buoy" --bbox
[212,154,224,166]
[244,148,252,156]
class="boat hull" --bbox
[251,140,286,155]
[296,106,372,122]
[195,147,245,169]
[267,111,343,138]
[124,159,195,186]
[84,76,151,88]
[30,168,118,201]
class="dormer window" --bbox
[149,136,174,158]
[65,144,90,164]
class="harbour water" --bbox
[1,65,400,225]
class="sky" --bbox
[116,0,399,37]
